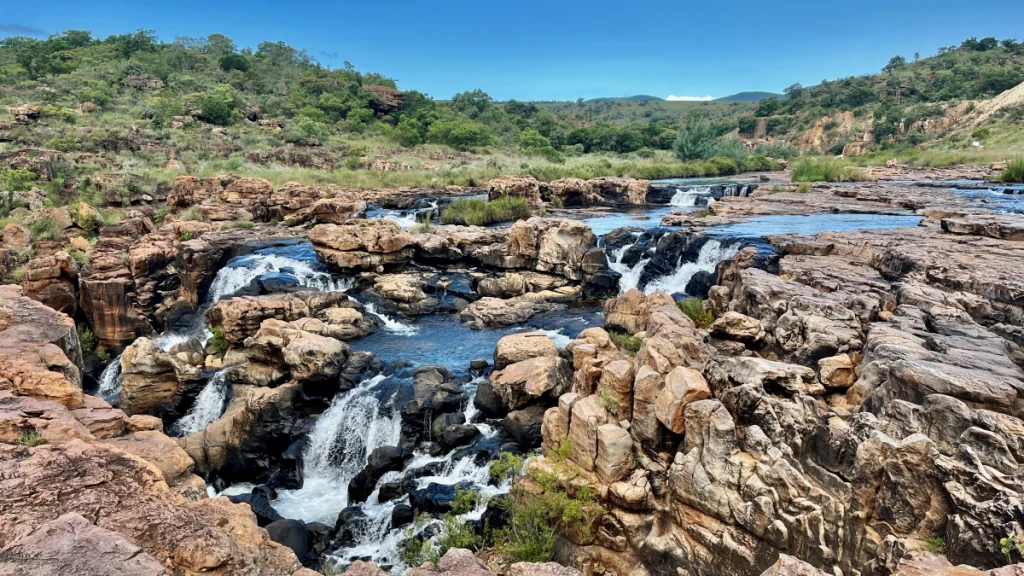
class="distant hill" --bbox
[716,91,782,102]
[584,95,665,103]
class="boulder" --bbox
[490,356,572,410]
[310,220,414,272]
[595,423,633,483]
[710,311,765,342]
[494,331,558,369]
[654,366,710,434]
[501,405,548,448]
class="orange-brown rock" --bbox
[310,220,414,272]
[22,250,79,316]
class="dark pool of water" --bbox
[350,307,603,375]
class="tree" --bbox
[219,53,250,72]
[783,83,804,99]
[754,96,781,117]
[672,116,715,161]
[427,119,491,151]
[883,55,907,73]
[394,117,423,147]
[451,89,493,119]
[201,90,235,125]
[914,52,921,61]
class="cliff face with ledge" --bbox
[0,284,304,576]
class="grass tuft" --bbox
[440,195,531,226]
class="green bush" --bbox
[19,429,44,447]
[672,117,715,161]
[754,142,798,159]
[3,265,26,285]
[222,219,255,229]
[440,196,530,226]
[427,119,492,151]
[0,168,38,192]
[201,93,234,126]
[791,158,867,182]
[609,330,642,354]
[77,324,97,356]
[209,327,229,356]
[177,206,205,222]
[678,297,714,328]
[706,156,739,176]
[490,452,526,484]
[923,537,946,554]
[999,158,1024,182]
[28,216,63,242]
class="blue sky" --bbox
[3,0,1022,101]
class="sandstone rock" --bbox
[718,356,824,396]
[941,214,1024,241]
[342,559,390,576]
[508,561,584,576]
[459,296,563,329]
[759,555,830,576]
[598,358,634,420]
[710,311,765,342]
[310,220,414,272]
[654,366,710,434]
[490,356,572,410]
[819,353,856,388]
[487,175,544,204]
[494,331,558,369]
[0,512,167,576]
[22,251,79,316]
[209,291,355,343]
[242,319,349,384]
[1,223,30,251]
[596,423,633,483]
[119,337,202,417]
[569,395,609,471]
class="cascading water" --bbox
[97,357,123,404]
[364,303,419,335]
[643,239,740,295]
[171,370,230,436]
[670,186,710,207]
[207,252,351,302]
[272,374,402,523]
[608,241,650,295]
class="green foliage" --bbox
[796,181,812,193]
[3,265,26,285]
[493,462,605,564]
[678,298,714,328]
[672,116,715,161]
[754,96,781,117]
[222,220,255,229]
[791,158,867,182]
[177,206,205,222]
[152,205,173,223]
[178,230,193,242]
[608,330,642,354]
[754,142,798,159]
[706,155,739,176]
[208,327,229,356]
[0,168,38,192]
[598,387,619,417]
[439,196,530,226]
[427,119,492,151]
[95,346,111,363]
[1001,532,1024,563]
[923,537,945,554]
[490,452,526,484]
[999,158,1024,182]
[201,89,235,126]
[19,429,44,447]
[77,324,97,356]
[27,216,63,242]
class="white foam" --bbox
[97,357,122,404]
[171,370,229,436]
[643,239,739,295]
[364,303,418,336]
[670,186,710,207]
[608,240,650,295]
[207,253,351,303]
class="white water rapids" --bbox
[643,239,740,295]
[171,370,230,436]
[207,253,352,302]
[364,303,419,335]
[608,240,650,295]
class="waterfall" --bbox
[97,357,123,404]
[608,241,650,295]
[207,253,351,303]
[364,303,418,335]
[643,239,740,295]
[272,374,402,523]
[670,186,710,207]
[171,370,229,436]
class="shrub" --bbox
[3,265,26,285]
[0,168,38,192]
[427,119,492,151]
[678,298,714,328]
[791,158,866,182]
[923,537,946,554]
[209,327,229,356]
[440,196,530,226]
[19,429,44,447]
[708,140,749,164]
[490,451,526,484]
[77,324,97,356]
[755,142,798,159]
[96,346,111,363]
[201,93,234,126]
[741,155,781,172]
[493,463,605,563]
[222,220,255,230]
[706,156,739,176]
[999,158,1024,182]
[27,216,63,242]
[796,182,812,193]
[152,205,172,223]
[177,206,205,222]
[672,117,715,161]
[179,230,193,242]
[609,330,642,354]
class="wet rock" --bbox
[440,424,481,451]
[501,404,548,449]
[333,506,367,548]
[265,519,312,564]
[349,446,412,503]
[391,504,415,529]
[379,478,418,503]
[228,485,282,526]
[118,336,203,417]
[409,482,462,515]
[473,380,506,418]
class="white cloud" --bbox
[666,95,715,101]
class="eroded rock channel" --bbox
[3,170,1024,576]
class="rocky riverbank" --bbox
[1,167,1024,575]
